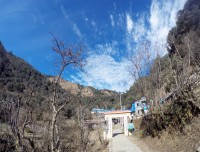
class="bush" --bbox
[140,100,200,138]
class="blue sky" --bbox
[0,0,186,92]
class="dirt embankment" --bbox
[132,115,200,152]
[141,116,200,152]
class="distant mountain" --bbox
[49,76,117,97]
[100,89,117,96]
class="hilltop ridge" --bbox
[49,76,117,97]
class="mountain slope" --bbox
[49,76,117,97]
[124,0,200,151]
[0,42,50,95]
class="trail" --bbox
[110,128,143,152]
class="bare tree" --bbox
[128,41,152,97]
[49,32,86,152]
[128,49,143,94]
[0,89,36,151]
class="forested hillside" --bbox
[0,40,116,151]
[124,0,200,151]
[0,42,46,93]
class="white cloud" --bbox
[126,14,133,34]
[127,14,146,44]
[91,20,96,27]
[95,41,118,56]
[71,43,133,92]
[117,13,125,27]
[133,16,146,42]
[60,5,68,20]
[110,14,115,27]
[72,23,82,38]
[147,0,187,55]
[126,0,187,57]
[71,54,133,92]
[85,17,88,22]
[149,0,186,32]
[71,0,187,92]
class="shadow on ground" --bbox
[113,132,124,137]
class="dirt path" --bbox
[110,129,143,152]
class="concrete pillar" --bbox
[124,116,128,136]
[107,117,112,139]
[120,117,123,126]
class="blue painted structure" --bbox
[131,97,149,114]
[131,102,136,112]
